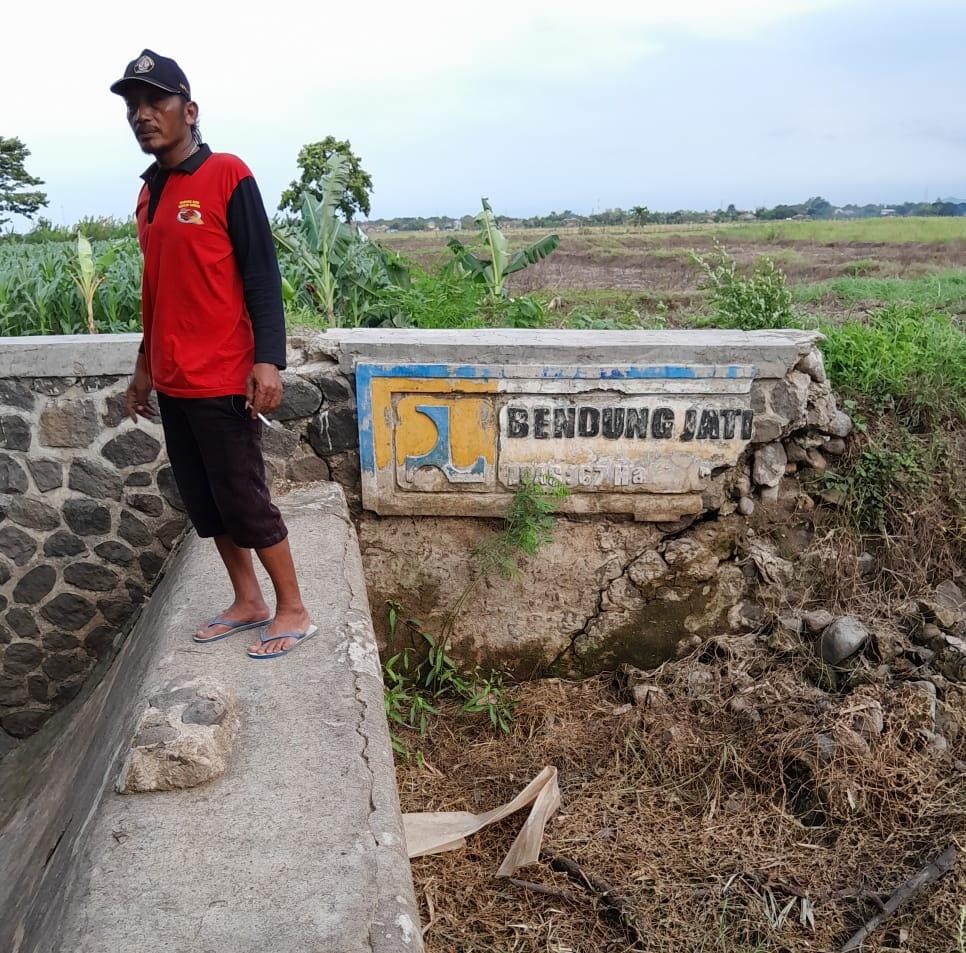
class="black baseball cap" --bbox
[110,49,191,99]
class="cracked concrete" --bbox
[50,482,421,953]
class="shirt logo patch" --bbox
[134,55,155,74]
[177,200,204,225]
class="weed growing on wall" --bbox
[382,478,568,760]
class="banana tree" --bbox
[69,233,115,333]
[273,155,354,325]
[446,198,559,300]
[274,155,409,327]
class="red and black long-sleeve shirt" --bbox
[135,144,286,397]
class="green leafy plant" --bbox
[820,303,966,428]
[381,478,569,759]
[690,241,799,330]
[273,155,409,327]
[69,233,115,334]
[446,198,559,300]
[279,136,373,223]
[820,439,929,535]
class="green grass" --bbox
[820,303,966,426]
[710,216,966,244]
[793,270,966,311]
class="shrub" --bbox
[691,242,799,330]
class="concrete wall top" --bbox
[319,328,822,379]
[0,334,141,378]
[0,329,822,382]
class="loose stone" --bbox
[753,443,787,488]
[102,430,162,468]
[818,616,869,665]
[827,410,853,438]
[68,459,123,500]
[750,413,784,444]
[41,593,97,631]
[44,531,87,558]
[803,609,835,635]
[823,437,846,455]
[62,499,112,536]
[27,458,63,492]
[13,565,57,604]
[64,562,120,592]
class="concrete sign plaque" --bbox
[357,361,757,520]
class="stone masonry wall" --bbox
[276,331,853,677]
[0,330,849,749]
[0,370,186,747]
[0,335,359,753]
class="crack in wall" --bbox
[548,541,655,672]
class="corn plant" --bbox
[0,238,141,335]
[446,197,559,300]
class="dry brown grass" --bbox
[397,643,965,953]
[380,229,966,301]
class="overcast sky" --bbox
[3,0,964,225]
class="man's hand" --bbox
[126,354,155,423]
[245,363,283,418]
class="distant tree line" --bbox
[363,195,966,231]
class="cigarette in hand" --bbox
[244,400,278,429]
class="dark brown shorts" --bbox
[157,394,287,550]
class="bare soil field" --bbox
[381,220,966,320]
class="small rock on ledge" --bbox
[116,678,239,794]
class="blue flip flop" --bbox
[247,624,319,660]
[194,615,273,644]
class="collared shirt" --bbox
[136,144,286,398]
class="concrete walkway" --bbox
[55,483,421,952]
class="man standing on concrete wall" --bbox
[111,49,316,659]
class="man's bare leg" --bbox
[195,535,272,640]
[248,536,311,655]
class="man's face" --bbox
[123,85,193,155]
